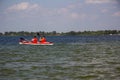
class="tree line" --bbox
[0,30,120,36]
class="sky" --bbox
[0,0,120,33]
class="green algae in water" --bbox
[77,75,98,79]
[31,66,39,70]
[0,68,16,76]
[115,67,120,73]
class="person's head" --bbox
[34,36,37,38]
[20,37,24,40]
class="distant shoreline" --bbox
[0,30,120,36]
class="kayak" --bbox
[19,41,54,45]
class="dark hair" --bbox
[34,36,37,38]
[20,37,25,40]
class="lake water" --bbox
[0,35,120,80]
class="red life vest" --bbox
[32,38,38,43]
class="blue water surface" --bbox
[0,35,120,80]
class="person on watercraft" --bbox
[20,38,25,42]
[40,36,47,43]
[20,37,28,43]
[31,36,38,43]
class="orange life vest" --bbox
[40,37,46,43]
